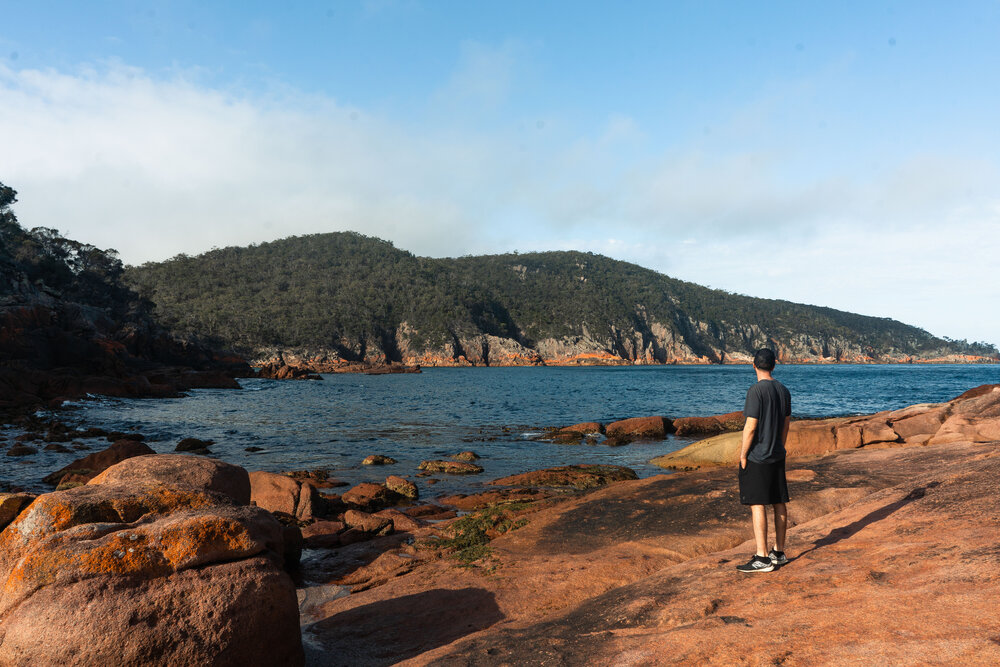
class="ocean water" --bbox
[8,364,999,495]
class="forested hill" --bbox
[125,232,998,367]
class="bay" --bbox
[14,364,1000,495]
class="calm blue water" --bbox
[9,364,999,495]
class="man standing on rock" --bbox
[736,348,792,574]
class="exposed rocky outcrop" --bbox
[605,416,671,440]
[653,384,1000,470]
[0,454,303,666]
[127,231,998,370]
[298,432,1000,665]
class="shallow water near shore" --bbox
[10,364,1000,495]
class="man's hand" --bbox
[741,417,757,470]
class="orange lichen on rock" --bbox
[0,454,301,665]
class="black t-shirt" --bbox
[743,379,792,463]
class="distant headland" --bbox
[125,231,998,370]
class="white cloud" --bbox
[0,62,499,262]
[0,61,997,345]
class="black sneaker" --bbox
[769,549,788,566]
[736,555,775,573]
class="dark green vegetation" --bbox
[1,182,136,317]
[427,503,531,565]
[126,231,997,363]
[1,181,248,412]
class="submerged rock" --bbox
[362,454,398,466]
[175,437,213,452]
[418,460,484,475]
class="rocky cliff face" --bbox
[251,313,996,370]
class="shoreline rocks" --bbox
[0,454,304,666]
[653,384,1000,470]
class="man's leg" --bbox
[773,502,787,552]
[751,504,768,557]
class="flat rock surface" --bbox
[300,442,999,665]
[415,441,1000,665]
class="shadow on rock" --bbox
[304,587,503,666]
[794,481,941,561]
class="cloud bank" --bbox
[0,62,997,344]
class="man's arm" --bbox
[740,417,758,469]
[781,416,791,447]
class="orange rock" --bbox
[90,454,251,505]
[672,411,746,436]
[0,460,302,665]
[385,475,418,500]
[785,419,841,456]
[41,439,155,486]
[341,482,403,511]
[373,509,424,533]
[605,416,670,440]
[249,470,323,521]
[362,454,397,466]
[343,510,393,536]
[0,493,34,531]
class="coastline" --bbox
[254,353,999,375]
[3,378,999,663]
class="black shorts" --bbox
[739,458,789,506]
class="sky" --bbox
[1,1,999,346]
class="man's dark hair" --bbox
[753,348,776,371]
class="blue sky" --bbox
[2,1,999,346]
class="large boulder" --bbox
[672,411,746,436]
[0,457,303,666]
[340,483,402,511]
[929,385,1000,444]
[89,454,251,505]
[650,431,743,470]
[42,439,155,486]
[605,416,671,440]
[249,471,323,522]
